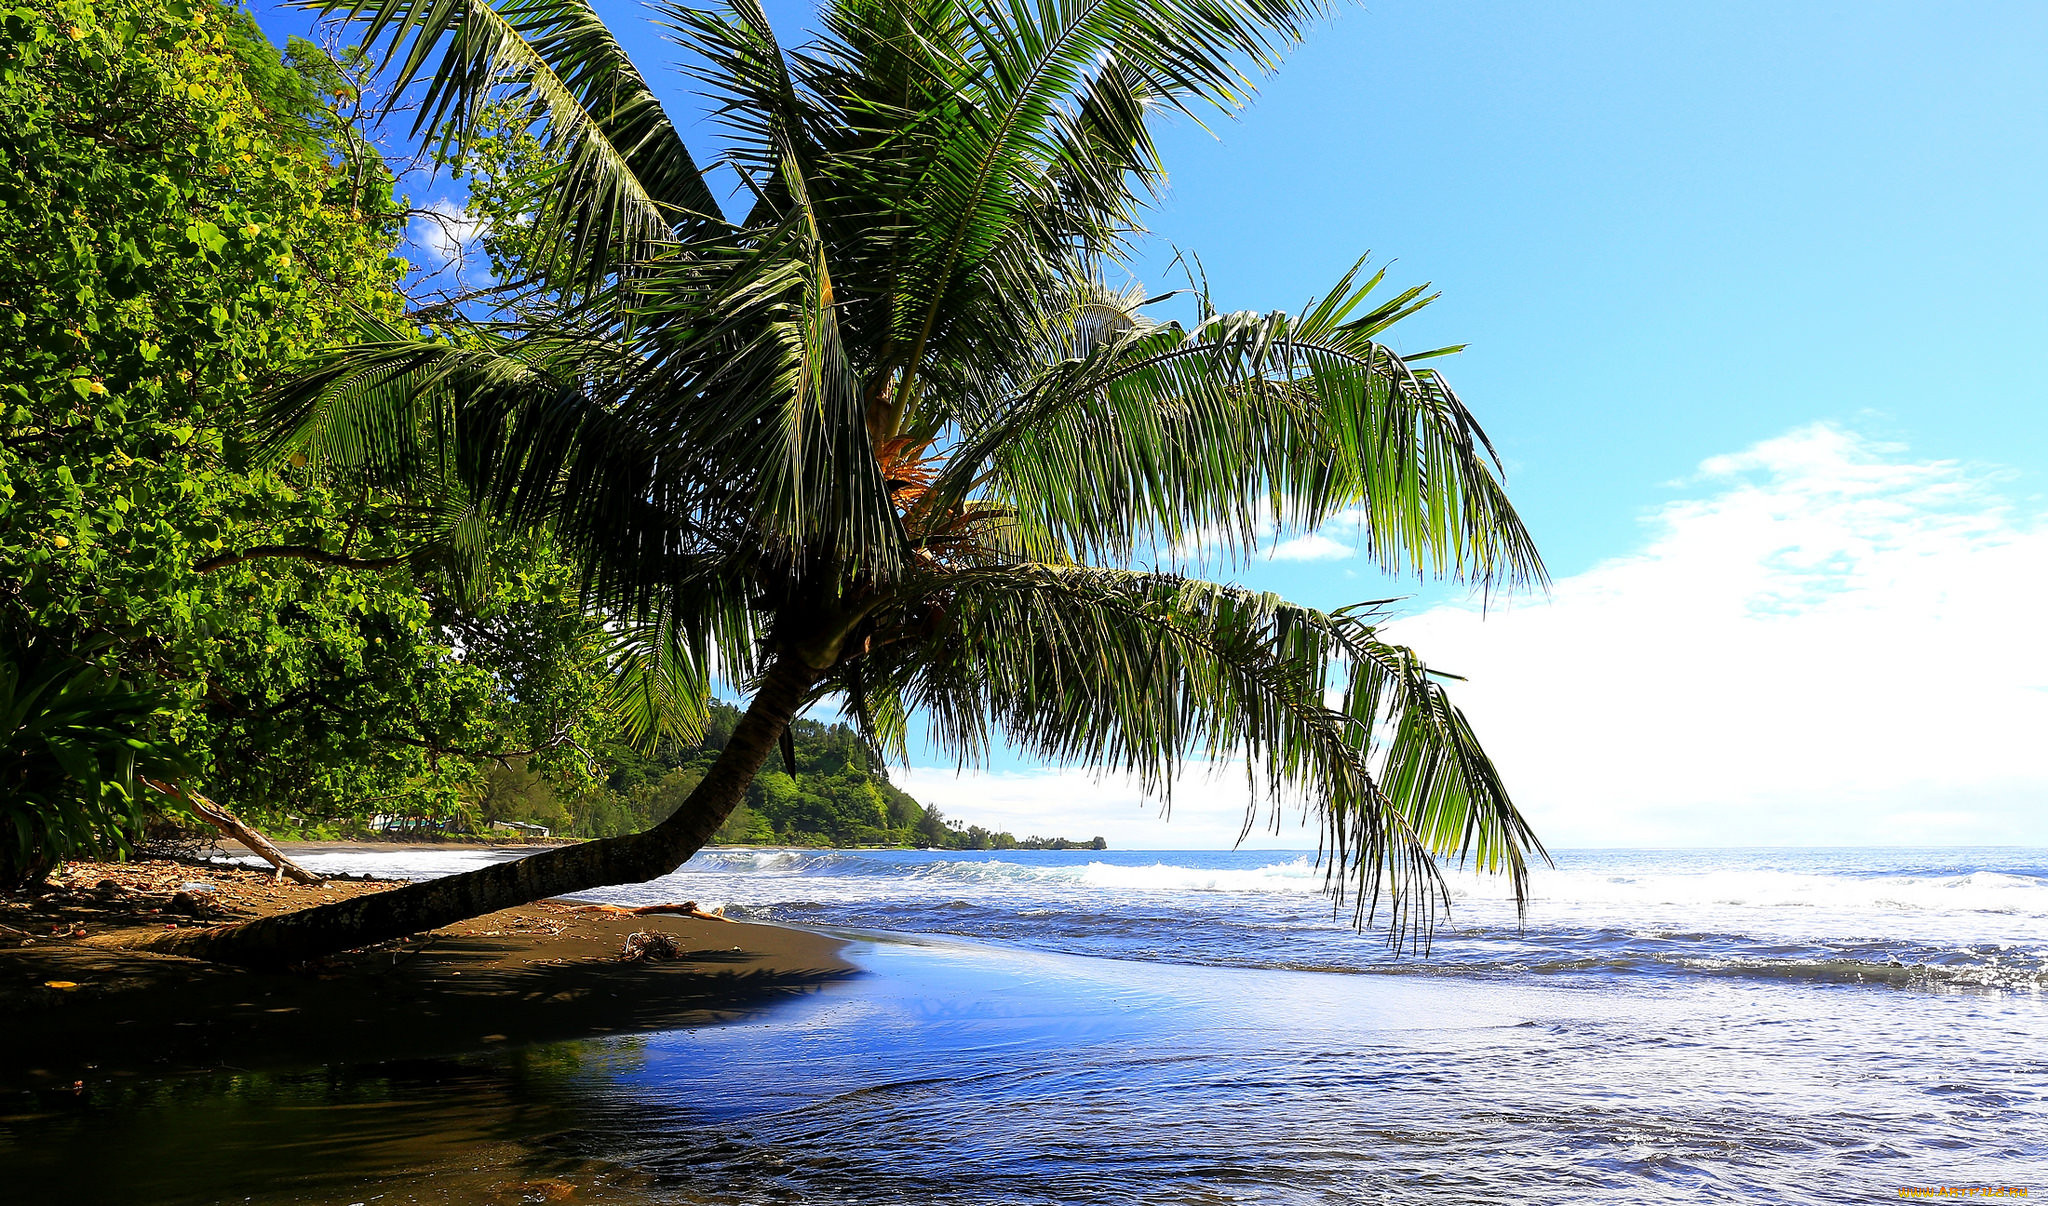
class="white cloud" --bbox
[410,198,485,270]
[1391,422,2048,847]
[896,764,1316,851]
[1266,530,1354,562]
[901,423,2048,851]
[1166,504,1373,566]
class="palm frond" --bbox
[932,262,1545,589]
[850,565,1544,941]
[601,608,717,750]
[836,0,1329,427]
[264,325,737,608]
[321,0,724,288]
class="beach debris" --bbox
[168,891,216,917]
[567,901,727,921]
[42,981,79,990]
[619,931,689,962]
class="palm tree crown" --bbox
[279,0,1548,940]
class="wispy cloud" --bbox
[896,764,1312,850]
[1392,422,2048,847]
[1267,529,1355,562]
[1165,504,1372,566]
[904,423,2048,849]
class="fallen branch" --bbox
[143,780,322,886]
[560,901,727,922]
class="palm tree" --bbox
[138,0,1547,965]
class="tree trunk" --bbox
[194,794,325,886]
[97,657,819,968]
[145,780,323,886]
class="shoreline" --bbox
[0,860,855,1092]
[2,848,2037,1204]
[269,839,569,856]
[254,839,1104,858]
[264,839,821,854]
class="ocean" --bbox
[10,846,2048,1202]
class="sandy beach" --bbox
[2,846,2042,1203]
[0,858,853,1091]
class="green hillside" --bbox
[477,704,1105,851]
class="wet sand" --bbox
[0,860,853,1091]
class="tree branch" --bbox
[142,780,323,886]
[407,275,541,320]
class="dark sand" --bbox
[0,859,853,1091]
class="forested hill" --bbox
[479,704,1106,851]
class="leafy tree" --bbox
[155,0,1547,965]
[708,801,774,845]
[0,0,614,862]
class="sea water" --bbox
[7,846,2046,1202]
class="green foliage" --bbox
[470,701,1099,849]
[0,626,189,886]
[0,0,617,854]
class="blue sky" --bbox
[1121,0,2048,588]
[258,0,2048,847]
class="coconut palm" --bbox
[141,0,1546,965]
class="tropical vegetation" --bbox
[0,0,636,884]
[95,0,1554,967]
[2,0,1063,882]
[3,0,1548,962]
[486,703,1105,849]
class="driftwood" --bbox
[143,780,322,886]
[562,901,728,921]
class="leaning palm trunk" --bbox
[99,659,815,966]
[137,0,1553,966]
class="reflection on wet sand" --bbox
[4,1045,658,1204]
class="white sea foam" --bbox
[209,846,2048,985]
[1070,857,1328,894]
[216,848,504,880]
[677,850,1332,892]
[692,851,2048,919]
[244,847,2048,922]
[1509,867,2048,917]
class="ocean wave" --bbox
[232,846,2048,994]
[1069,858,1329,893]
[684,850,1336,894]
[1507,868,2048,917]
[685,851,2048,918]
